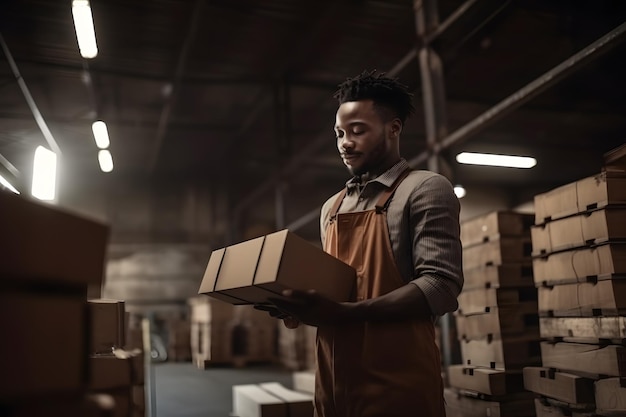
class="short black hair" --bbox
[333,70,416,124]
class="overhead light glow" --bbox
[456,152,537,169]
[98,149,113,173]
[453,185,466,199]
[72,0,98,59]
[91,120,110,148]
[32,146,57,201]
[0,174,20,194]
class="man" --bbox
[265,70,463,417]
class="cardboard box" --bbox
[447,365,523,396]
[463,263,534,290]
[522,367,595,404]
[595,377,626,415]
[457,287,537,315]
[537,279,626,316]
[532,243,626,286]
[462,237,532,270]
[198,229,356,305]
[539,316,626,341]
[0,191,109,286]
[460,335,541,370]
[531,207,626,256]
[292,371,315,395]
[540,342,626,377]
[89,299,126,354]
[461,211,533,248]
[0,291,86,401]
[232,384,288,417]
[444,388,536,417]
[89,355,133,391]
[455,303,539,341]
[534,171,626,225]
[259,383,313,417]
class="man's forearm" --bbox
[345,284,433,322]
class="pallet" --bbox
[540,342,626,378]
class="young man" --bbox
[268,70,463,417]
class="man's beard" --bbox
[346,133,387,177]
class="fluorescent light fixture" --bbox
[72,0,98,59]
[0,174,19,194]
[91,120,110,148]
[453,185,466,199]
[32,146,57,201]
[98,149,113,173]
[456,152,537,168]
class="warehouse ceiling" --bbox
[1,0,626,229]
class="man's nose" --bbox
[338,136,354,150]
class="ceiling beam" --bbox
[146,0,204,174]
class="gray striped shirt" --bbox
[320,158,463,316]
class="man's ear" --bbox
[390,118,402,138]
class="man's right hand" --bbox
[253,304,300,328]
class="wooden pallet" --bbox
[444,388,536,417]
[534,397,596,417]
[460,336,541,370]
[539,316,626,340]
[595,377,626,415]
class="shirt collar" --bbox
[345,158,410,192]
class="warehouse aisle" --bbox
[153,362,294,417]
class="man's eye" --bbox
[353,130,364,135]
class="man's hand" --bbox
[268,289,351,327]
[253,304,300,329]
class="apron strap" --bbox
[329,187,348,221]
[375,168,412,213]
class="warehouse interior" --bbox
[1,0,626,416]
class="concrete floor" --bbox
[152,362,295,417]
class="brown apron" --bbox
[315,169,445,417]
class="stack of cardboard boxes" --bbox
[87,299,145,417]
[188,296,277,368]
[523,159,626,416]
[445,210,540,417]
[0,191,115,416]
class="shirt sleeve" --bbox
[407,174,464,316]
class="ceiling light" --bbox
[72,0,98,59]
[98,149,113,173]
[0,174,19,194]
[453,185,466,199]
[456,152,537,168]
[91,120,110,148]
[32,146,57,201]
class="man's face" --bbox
[334,99,391,176]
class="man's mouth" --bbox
[341,153,360,163]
